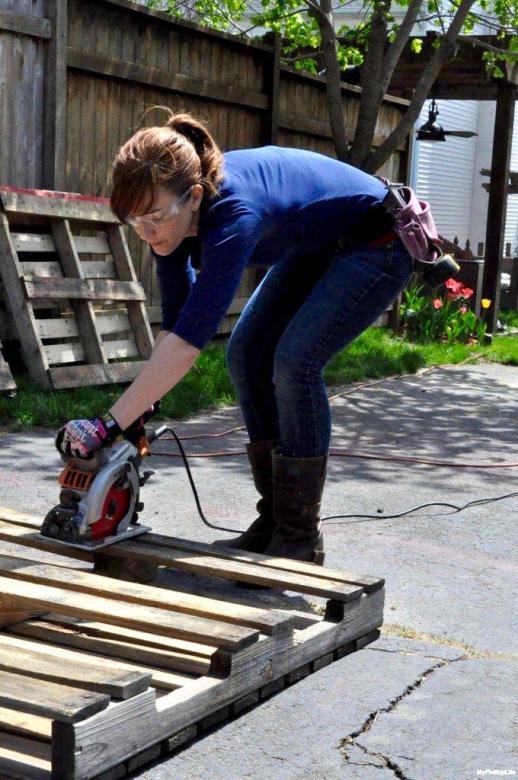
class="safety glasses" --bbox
[126,186,192,228]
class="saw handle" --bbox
[146,425,169,444]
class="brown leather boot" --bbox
[262,449,327,564]
[212,439,277,553]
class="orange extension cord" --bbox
[150,358,518,470]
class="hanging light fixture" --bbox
[416,98,478,141]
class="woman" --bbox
[56,110,414,564]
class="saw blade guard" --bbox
[74,440,141,539]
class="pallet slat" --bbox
[22,260,116,279]
[49,361,146,388]
[0,670,110,723]
[0,190,114,222]
[0,635,151,700]
[0,543,292,637]
[45,615,215,657]
[0,572,260,652]
[0,732,51,780]
[44,337,139,365]
[9,618,212,675]
[102,539,364,601]
[36,311,131,339]
[23,277,146,301]
[140,532,385,592]
[0,706,52,740]
[0,632,195,692]
[14,233,111,255]
[0,522,361,601]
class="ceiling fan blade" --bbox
[443,131,478,138]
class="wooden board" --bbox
[0,670,110,723]
[0,505,385,780]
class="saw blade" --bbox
[42,523,152,551]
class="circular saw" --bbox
[41,425,168,550]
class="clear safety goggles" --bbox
[126,186,192,228]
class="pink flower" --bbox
[460,287,474,299]
[433,298,443,309]
[459,305,467,314]
[446,291,457,301]
[445,278,464,294]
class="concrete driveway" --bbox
[0,361,516,780]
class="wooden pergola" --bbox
[386,33,517,333]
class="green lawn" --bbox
[1,325,516,431]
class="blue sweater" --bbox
[153,146,389,350]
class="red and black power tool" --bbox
[41,425,168,550]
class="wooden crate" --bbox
[0,187,154,390]
[0,506,385,780]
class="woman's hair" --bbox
[110,108,224,222]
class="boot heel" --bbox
[313,549,325,566]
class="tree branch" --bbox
[365,0,477,173]
[380,0,423,93]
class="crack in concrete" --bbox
[339,654,468,780]
[354,742,413,779]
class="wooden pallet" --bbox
[0,506,385,780]
[0,186,154,390]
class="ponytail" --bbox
[166,113,223,197]
[111,108,224,222]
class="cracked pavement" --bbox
[0,362,516,779]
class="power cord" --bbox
[157,425,241,533]
[320,491,518,525]
[152,425,518,534]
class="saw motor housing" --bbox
[41,438,153,548]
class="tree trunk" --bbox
[315,0,350,161]
[349,2,390,168]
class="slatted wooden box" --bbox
[0,507,385,780]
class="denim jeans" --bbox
[226,238,414,457]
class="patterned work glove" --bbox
[55,413,122,459]
[123,401,161,445]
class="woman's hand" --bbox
[55,417,114,459]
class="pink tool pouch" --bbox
[381,182,443,264]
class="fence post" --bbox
[43,0,67,189]
[263,32,281,145]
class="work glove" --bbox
[55,413,122,459]
[123,401,161,445]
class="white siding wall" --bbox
[505,110,518,255]
[410,100,479,245]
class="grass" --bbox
[499,309,518,329]
[0,325,516,430]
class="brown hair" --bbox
[110,108,224,222]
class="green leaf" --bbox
[410,38,423,54]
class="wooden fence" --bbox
[0,0,409,336]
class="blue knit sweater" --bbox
[153,146,389,350]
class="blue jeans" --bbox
[226,238,413,457]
